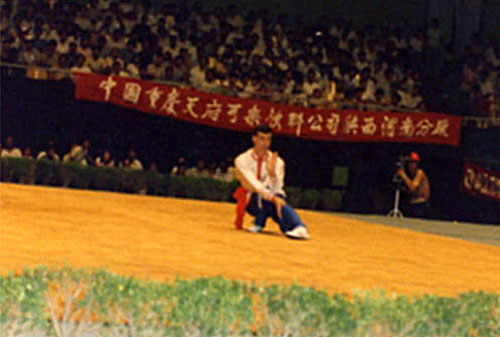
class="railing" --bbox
[1,61,499,128]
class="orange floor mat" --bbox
[1,183,499,296]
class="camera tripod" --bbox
[387,179,404,218]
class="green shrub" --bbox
[34,159,58,185]
[227,180,240,202]
[146,171,169,195]
[0,158,7,181]
[92,166,124,192]
[120,168,146,194]
[196,178,232,201]
[57,162,87,188]
[168,175,196,198]
[300,188,321,209]
[284,186,302,207]
[0,157,34,183]
[1,158,347,211]
[321,188,345,211]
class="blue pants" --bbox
[246,193,306,233]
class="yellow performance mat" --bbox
[1,183,499,296]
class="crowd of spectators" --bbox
[454,33,499,117]
[0,136,238,183]
[0,0,498,115]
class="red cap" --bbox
[409,152,420,162]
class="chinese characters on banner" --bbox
[462,162,500,203]
[74,73,462,146]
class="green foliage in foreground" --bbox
[1,266,499,337]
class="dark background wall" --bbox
[2,70,499,224]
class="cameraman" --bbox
[397,152,431,218]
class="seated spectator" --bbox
[309,88,326,108]
[391,91,402,108]
[0,38,19,63]
[107,29,127,51]
[171,156,187,176]
[71,54,92,73]
[397,85,422,109]
[126,55,141,78]
[17,38,41,65]
[62,140,92,165]
[119,40,137,65]
[104,47,124,69]
[207,162,218,178]
[172,55,190,82]
[121,148,143,170]
[214,160,237,182]
[1,136,22,158]
[147,54,165,79]
[198,69,220,92]
[360,77,377,102]
[95,150,115,167]
[186,160,209,177]
[189,56,208,88]
[37,141,60,163]
[239,76,260,99]
[149,162,159,173]
[164,34,180,58]
[39,40,59,68]
[51,54,70,79]
[23,147,34,160]
[55,31,74,55]
[374,88,390,106]
[77,38,92,60]
[110,61,129,77]
[86,47,107,73]
[288,82,308,106]
[471,84,491,117]
[65,42,82,68]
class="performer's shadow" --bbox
[255,230,281,237]
[227,227,282,237]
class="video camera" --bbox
[395,155,410,169]
[392,155,410,184]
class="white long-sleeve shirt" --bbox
[234,149,285,201]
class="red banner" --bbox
[74,73,462,146]
[462,162,500,202]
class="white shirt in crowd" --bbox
[427,27,442,48]
[234,149,285,201]
[121,159,143,170]
[62,145,88,165]
[481,80,495,97]
[214,167,237,183]
[36,151,60,162]
[126,63,140,78]
[186,167,209,177]
[410,36,423,53]
[361,79,377,102]
[147,63,165,79]
[485,47,499,67]
[391,36,408,50]
[164,44,180,58]
[95,157,114,167]
[71,65,92,73]
[1,147,22,158]
[130,159,143,170]
[303,80,322,96]
[397,90,422,109]
[189,65,207,87]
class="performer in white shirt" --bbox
[233,125,310,240]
